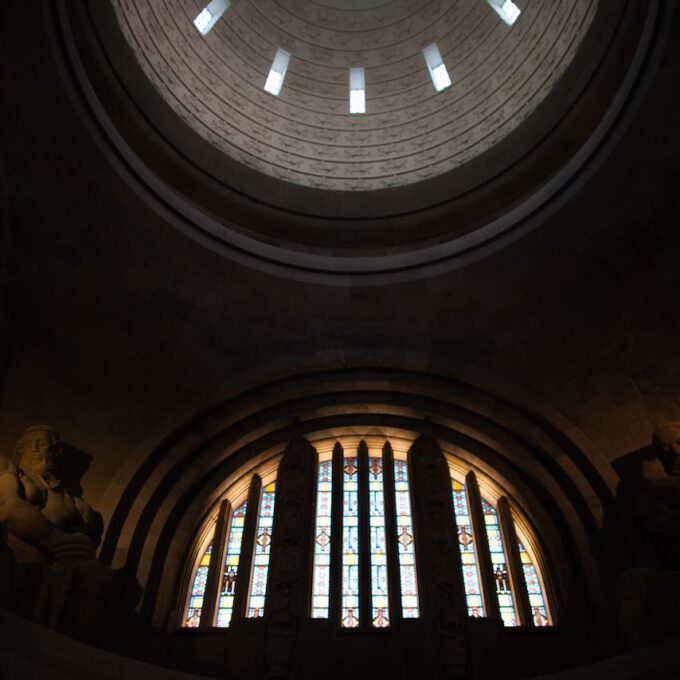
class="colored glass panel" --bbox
[341,457,360,627]
[215,502,248,627]
[184,544,212,627]
[518,541,550,626]
[451,480,485,617]
[312,460,333,618]
[482,499,518,626]
[394,460,419,618]
[247,482,276,617]
[369,456,389,627]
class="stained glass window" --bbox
[368,456,389,627]
[518,541,550,626]
[247,482,276,618]
[184,544,212,627]
[312,460,333,618]
[341,457,360,627]
[482,499,518,626]
[394,460,419,618]
[215,502,248,627]
[451,480,485,617]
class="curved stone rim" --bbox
[51,1,666,283]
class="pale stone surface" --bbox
[111,0,596,189]
[0,425,99,565]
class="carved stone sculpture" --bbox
[0,426,140,648]
[0,425,100,565]
[635,422,680,569]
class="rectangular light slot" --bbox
[194,0,230,36]
[264,49,291,96]
[487,0,521,26]
[422,43,452,92]
[349,68,366,114]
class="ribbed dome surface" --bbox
[112,0,596,191]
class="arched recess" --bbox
[98,361,616,646]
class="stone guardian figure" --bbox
[0,425,100,565]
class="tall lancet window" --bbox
[368,455,390,627]
[482,499,517,626]
[247,482,277,618]
[451,480,485,617]
[215,502,247,627]
[341,456,360,627]
[312,459,333,618]
[394,459,419,618]
[184,543,213,627]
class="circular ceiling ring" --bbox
[49,1,669,284]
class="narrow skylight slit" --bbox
[193,0,230,36]
[487,0,521,26]
[422,44,452,92]
[264,49,291,96]
[349,68,366,114]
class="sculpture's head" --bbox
[15,425,61,480]
[653,422,680,476]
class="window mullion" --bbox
[465,471,501,620]
[497,497,532,626]
[382,442,402,624]
[232,474,262,621]
[200,499,231,628]
[330,443,344,624]
[357,440,371,628]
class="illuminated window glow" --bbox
[215,502,248,627]
[369,457,389,627]
[349,68,366,114]
[312,460,333,618]
[423,43,452,92]
[247,482,276,617]
[394,460,419,618]
[451,480,485,617]
[341,457,360,627]
[482,499,518,626]
[518,541,550,626]
[184,544,212,627]
[193,0,230,35]
[264,49,291,97]
[487,0,521,26]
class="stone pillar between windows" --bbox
[382,442,402,624]
[200,499,230,628]
[329,442,344,625]
[409,434,467,680]
[497,497,532,626]
[263,436,317,680]
[466,471,501,621]
[232,474,262,621]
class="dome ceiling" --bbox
[111,0,596,191]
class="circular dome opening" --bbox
[111,0,597,191]
[57,1,661,281]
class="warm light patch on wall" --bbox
[193,0,230,35]
[422,43,452,92]
[264,49,291,96]
[349,68,366,114]
[487,0,521,26]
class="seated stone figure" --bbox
[636,421,680,569]
[0,426,140,646]
[0,425,100,564]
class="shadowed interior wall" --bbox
[0,1,680,675]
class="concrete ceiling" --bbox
[111,0,597,190]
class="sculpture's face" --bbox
[656,423,680,474]
[18,430,57,478]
